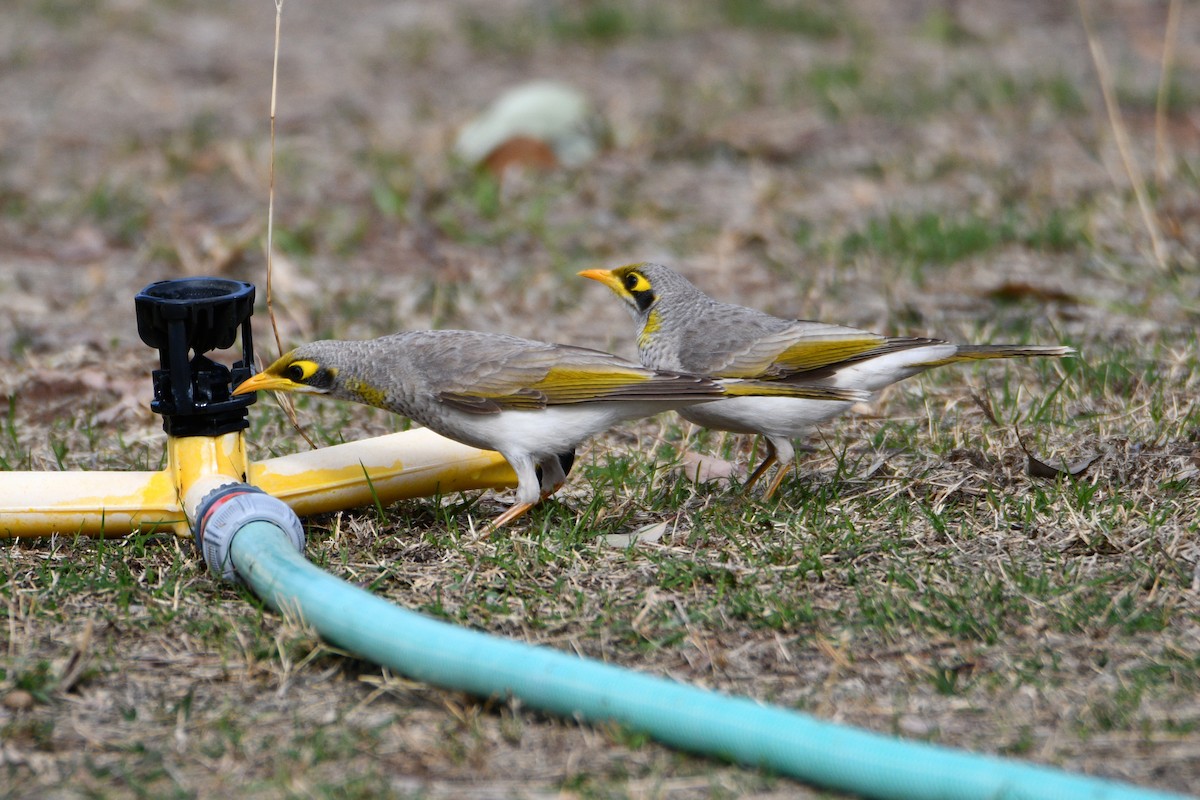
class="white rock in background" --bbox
[454,81,603,171]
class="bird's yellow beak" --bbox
[577,268,623,294]
[232,370,298,396]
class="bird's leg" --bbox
[742,438,778,492]
[760,458,794,501]
[555,450,576,480]
[535,451,574,500]
[477,453,544,537]
[484,449,579,535]
[484,500,536,534]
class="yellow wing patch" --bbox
[769,336,885,373]
[439,365,655,412]
[438,390,542,412]
[528,364,652,403]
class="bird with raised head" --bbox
[580,262,1074,499]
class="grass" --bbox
[716,0,846,39]
[3,0,1200,797]
[4,359,1198,794]
[838,207,1090,271]
[459,0,851,53]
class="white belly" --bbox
[679,396,853,439]
[437,402,673,459]
[677,343,962,439]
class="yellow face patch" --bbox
[233,356,330,396]
[618,267,652,296]
[579,266,643,297]
[283,359,322,383]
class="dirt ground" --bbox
[2,1,1199,798]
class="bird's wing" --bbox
[698,320,893,379]
[436,342,716,413]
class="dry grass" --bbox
[2,1,1200,797]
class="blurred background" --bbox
[1,0,1196,439]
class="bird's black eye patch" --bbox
[621,271,655,311]
[285,363,307,382]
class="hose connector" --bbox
[191,480,305,583]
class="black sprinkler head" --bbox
[135,277,257,437]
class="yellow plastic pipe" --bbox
[0,470,181,538]
[249,428,516,517]
[0,428,516,538]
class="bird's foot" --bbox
[539,480,566,502]
[759,463,792,501]
[742,453,777,494]
[480,500,536,536]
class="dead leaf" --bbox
[985,281,1078,305]
[1016,424,1098,479]
[601,520,671,548]
[481,136,560,177]
[677,451,741,487]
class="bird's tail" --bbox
[921,344,1076,367]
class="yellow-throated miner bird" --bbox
[580,263,1074,499]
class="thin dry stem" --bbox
[266,0,283,358]
[1078,0,1169,270]
[1155,0,1183,186]
[259,0,316,448]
